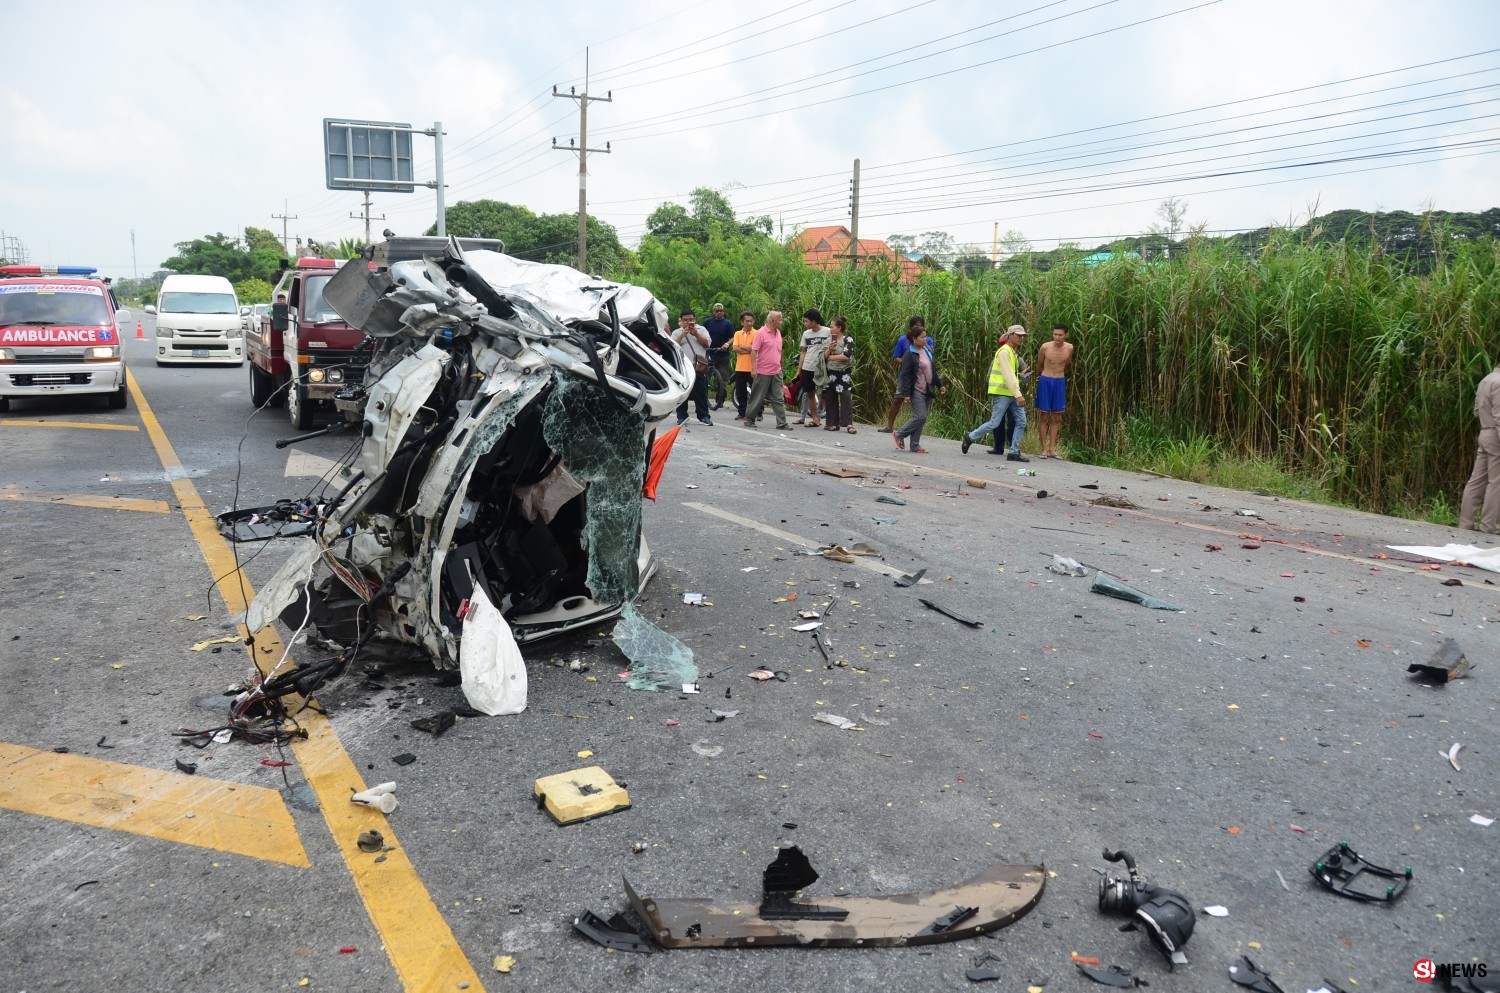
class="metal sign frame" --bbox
[323,119,416,192]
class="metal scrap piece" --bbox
[625,857,1045,949]
[573,909,653,953]
[1407,638,1471,683]
[918,598,982,628]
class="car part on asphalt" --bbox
[624,844,1045,948]
[1096,848,1196,966]
[1228,955,1286,993]
[1089,573,1183,611]
[244,238,694,711]
[894,567,927,587]
[1407,637,1471,683]
[1075,963,1145,987]
[917,597,982,628]
[1309,841,1411,903]
[534,765,631,825]
[216,501,320,542]
[572,910,654,953]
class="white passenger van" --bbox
[147,274,243,365]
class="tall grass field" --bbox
[644,235,1500,518]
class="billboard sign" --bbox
[323,119,415,192]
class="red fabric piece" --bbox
[642,425,682,501]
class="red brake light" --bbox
[296,258,338,268]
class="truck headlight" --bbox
[88,346,119,360]
[308,367,326,383]
[327,368,344,383]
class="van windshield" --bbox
[160,291,237,315]
[0,285,113,326]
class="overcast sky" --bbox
[4,0,1499,279]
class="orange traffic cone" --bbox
[135,320,145,340]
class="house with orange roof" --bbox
[789,225,924,284]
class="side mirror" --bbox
[240,305,252,316]
[145,305,157,315]
[116,308,132,321]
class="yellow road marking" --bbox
[684,501,913,581]
[125,370,484,992]
[0,490,171,514]
[0,418,139,431]
[0,743,309,867]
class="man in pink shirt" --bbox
[743,311,792,429]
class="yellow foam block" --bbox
[534,765,631,825]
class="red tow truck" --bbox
[246,257,372,429]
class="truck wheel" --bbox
[0,396,9,413]
[108,384,128,410]
[288,377,315,431]
[270,372,288,409]
[249,361,274,408]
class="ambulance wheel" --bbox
[0,396,8,413]
[108,384,128,410]
[288,378,314,431]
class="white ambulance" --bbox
[0,265,129,412]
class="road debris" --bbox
[1097,848,1195,966]
[189,636,239,652]
[876,494,907,506]
[1445,742,1463,771]
[357,830,385,853]
[535,766,631,825]
[493,955,516,973]
[814,712,859,730]
[895,568,928,587]
[1309,841,1411,903]
[691,741,724,758]
[351,782,398,813]
[792,621,823,632]
[1089,495,1139,509]
[965,952,1004,982]
[1047,554,1088,577]
[409,711,456,737]
[818,467,867,478]
[682,592,705,606]
[1228,955,1285,993]
[623,844,1045,948]
[572,909,654,953]
[1075,963,1144,988]
[1407,638,1471,683]
[820,546,856,564]
[174,759,197,775]
[1090,573,1183,611]
[918,598,982,628]
[215,501,319,542]
[1471,814,1495,827]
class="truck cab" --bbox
[0,265,129,412]
[247,257,372,428]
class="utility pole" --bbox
[848,158,861,268]
[131,228,138,281]
[350,192,386,245]
[992,222,999,268]
[552,48,611,272]
[272,201,298,256]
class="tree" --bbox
[915,230,957,268]
[1148,197,1190,257]
[886,234,916,257]
[234,278,274,304]
[998,229,1032,258]
[644,187,772,244]
[952,243,993,278]
[429,199,633,276]
[161,232,277,284]
[244,226,283,256]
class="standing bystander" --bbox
[745,311,792,430]
[731,311,757,420]
[1460,359,1500,533]
[795,308,831,427]
[821,316,856,432]
[1034,322,1075,459]
[672,310,712,427]
[961,325,1029,462]
[893,325,944,453]
[702,302,735,410]
[883,316,933,432]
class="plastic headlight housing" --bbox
[327,368,344,383]
[308,367,326,383]
[0,347,13,361]
[157,326,174,338]
[88,345,119,359]
[227,324,242,338]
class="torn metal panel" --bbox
[625,855,1045,948]
[244,238,692,698]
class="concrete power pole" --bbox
[272,201,298,256]
[552,48,611,272]
[350,192,386,246]
[992,222,999,268]
[848,158,861,268]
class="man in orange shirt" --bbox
[730,310,757,420]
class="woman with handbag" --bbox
[672,309,713,426]
[821,315,856,433]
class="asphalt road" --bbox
[1,316,1495,993]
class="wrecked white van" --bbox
[246,238,693,698]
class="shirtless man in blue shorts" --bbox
[1035,322,1074,459]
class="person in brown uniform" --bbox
[1460,359,1500,533]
